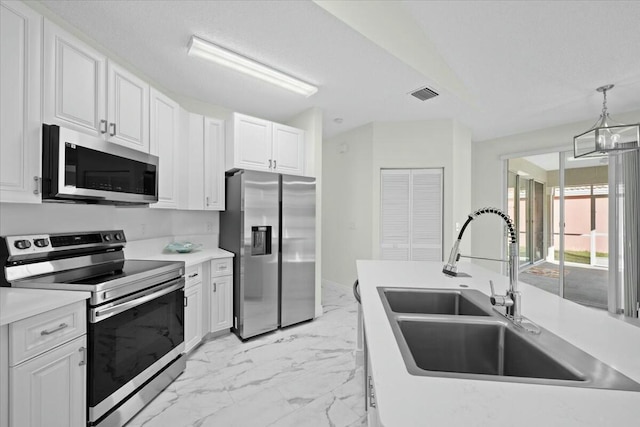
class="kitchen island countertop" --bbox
[357,260,640,427]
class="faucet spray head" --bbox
[442,239,461,276]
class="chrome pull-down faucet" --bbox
[442,207,523,322]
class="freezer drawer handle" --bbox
[40,323,68,336]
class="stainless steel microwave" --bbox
[42,124,159,205]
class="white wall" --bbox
[0,202,219,241]
[323,119,472,287]
[323,124,374,287]
[471,109,640,273]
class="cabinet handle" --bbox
[213,282,217,292]
[368,376,376,408]
[100,119,108,134]
[109,122,116,137]
[269,159,272,169]
[206,196,210,206]
[33,176,41,195]
[184,296,188,307]
[79,347,86,366]
[188,272,199,279]
[40,323,68,336]
[273,159,277,169]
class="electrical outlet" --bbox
[140,224,146,236]
[206,221,214,232]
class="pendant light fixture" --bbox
[187,36,318,97]
[574,84,640,158]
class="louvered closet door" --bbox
[380,170,411,260]
[380,169,443,261]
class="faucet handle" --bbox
[489,280,513,307]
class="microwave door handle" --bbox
[91,279,184,322]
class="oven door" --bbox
[87,277,184,423]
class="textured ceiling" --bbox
[37,0,640,141]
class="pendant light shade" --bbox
[574,85,640,158]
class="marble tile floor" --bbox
[128,281,367,427]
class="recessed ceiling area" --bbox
[37,0,640,141]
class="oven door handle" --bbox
[91,279,184,323]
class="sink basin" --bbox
[399,318,583,381]
[378,287,640,391]
[381,288,492,316]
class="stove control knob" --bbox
[103,234,112,242]
[114,233,123,241]
[14,240,32,250]
[34,238,50,248]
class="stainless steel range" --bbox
[1,230,186,427]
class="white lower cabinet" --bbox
[7,301,87,427]
[183,264,204,353]
[184,282,203,353]
[209,275,232,333]
[209,258,233,334]
[10,335,86,427]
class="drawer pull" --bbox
[40,323,69,336]
[188,272,199,278]
[219,265,227,270]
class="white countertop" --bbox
[0,287,90,326]
[124,235,234,267]
[136,247,234,267]
[356,260,640,427]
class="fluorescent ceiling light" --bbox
[187,35,318,97]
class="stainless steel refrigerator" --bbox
[220,170,316,339]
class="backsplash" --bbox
[0,202,219,241]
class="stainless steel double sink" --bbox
[379,287,640,391]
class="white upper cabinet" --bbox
[204,117,225,210]
[0,0,42,203]
[227,113,272,172]
[43,20,149,152]
[186,113,226,211]
[150,88,179,209]
[106,61,149,151]
[43,19,106,137]
[272,123,305,175]
[187,113,205,210]
[226,113,305,175]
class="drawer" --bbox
[9,300,86,366]
[211,258,232,277]
[185,264,203,287]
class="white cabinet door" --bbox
[209,276,232,333]
[150,88,179,209]
[10,335,86,427]
[228,113,272,172]
[203,117,225,210]
[43,19,106,137]
[187,113,205,210]
[106,61,149,151]
[0,0,42,203]
[272,123,304,175]
[184,282,203,353]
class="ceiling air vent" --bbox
[410,86,439,101]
